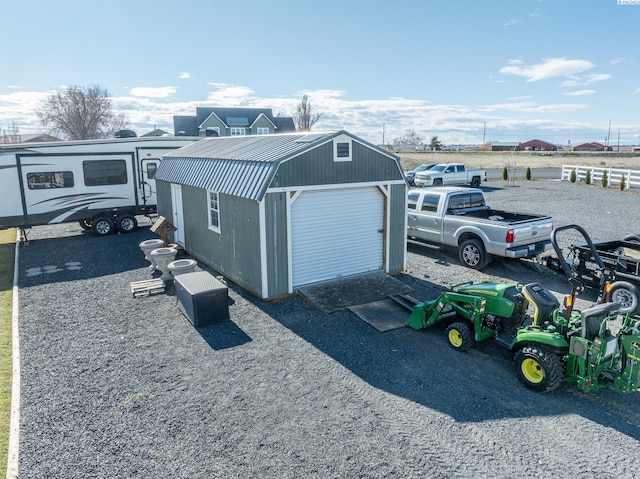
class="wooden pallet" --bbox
[130,278,165,298]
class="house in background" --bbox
[520,139,560,151]
[173,107,296,137]
[154,130,407,300]
[573,142,613,152]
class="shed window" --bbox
[208,190,221,233]
[27,171,74,189]
[333,137,352,162]
[83,160,127,186]
[230,127,246,136]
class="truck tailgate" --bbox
[512,220,553,245]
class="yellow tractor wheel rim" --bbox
[448,329,463,347]
[521,358,544,383]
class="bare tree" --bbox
[36,85,128,140]
[293,95,323,131]
[0,120,20,143]
[393,129,424,146]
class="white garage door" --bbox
[291,187,384,287]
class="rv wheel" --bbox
[78,220,92,230]
[116,215,138,233]
[91,217,114,236]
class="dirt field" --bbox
[397,151,640,171]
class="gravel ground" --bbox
[15,178,640,478]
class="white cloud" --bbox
[563,89,596,96]
[633,88,640,95]
[500,57,594,82]
[206,83,255,104]
[178,72,190,79]
[128,87,177,98]
[503,19,520,26]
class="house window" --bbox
[27,171,74,189]
[256,127,269,134]
[208,190,221,233]
[333,136,352,162]
[205,127,220,137]
[230,127,246,136]
[83,160,127,186]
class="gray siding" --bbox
[388,183,407,272]
[156,180,264,297]
[251,116,273,134]
[271,141,404,188]
[264,192,289,297]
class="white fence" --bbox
[561,165,640,189]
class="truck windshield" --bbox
[430,165,447,172]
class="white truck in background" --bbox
[413,163,486,187]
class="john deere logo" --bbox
[631,341,640,350]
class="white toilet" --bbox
[168,258,197,277]
[150,247,178,280]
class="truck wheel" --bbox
[514,346,563,392]
[446,322,474,351]
[610,281,640,316]
[91,217,114,236]
[78,220,92,231]
[116,214,138,233]
[434,178,443,187]
[459,239,489,269]
[470,176,481,188]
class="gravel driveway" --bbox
[15,178,640,478]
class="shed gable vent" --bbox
[333,134,352,162]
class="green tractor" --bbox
[405,225,640,393]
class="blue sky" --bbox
[1,0,639,146]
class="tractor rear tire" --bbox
[514,346,563,392]
[609,281,640,316]
[446,322,474,352]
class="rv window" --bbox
[83,160,127,186]
[27,171,74,189]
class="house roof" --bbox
[156,131,399,201]
[174,107,296,136]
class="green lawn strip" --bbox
[0,229,16,477]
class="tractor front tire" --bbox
[446,322,474,352]
[514,346,563,392]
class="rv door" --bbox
[140,159,160,213]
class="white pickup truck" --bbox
[413,163,486,187]
[407,187,553,269]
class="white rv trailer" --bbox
[0,136,200,236]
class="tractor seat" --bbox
[522,283,560,325]
[580,302,622,341]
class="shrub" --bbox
[601,170,608,188]
[569,169,576,183]
[525,167,531,180]
[619,175,626,191]
[502,166,508,181]
[585,170,591,185]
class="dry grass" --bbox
[396,151,640,171]
[0,229,16,477]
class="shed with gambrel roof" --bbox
[154,130,407,300]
